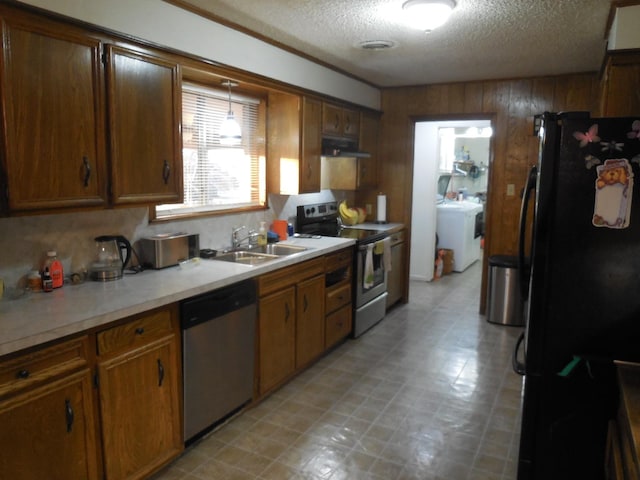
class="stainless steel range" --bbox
[296,201,389,337]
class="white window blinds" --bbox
[156,82,265,218]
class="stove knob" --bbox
[305,208,311,215]
[310,207,316,214]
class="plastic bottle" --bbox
[44,251,64,289]
[257,221,267,246]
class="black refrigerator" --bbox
[515,111,640,479]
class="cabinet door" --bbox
[357,111,380,189]
[97,334,181,480]
[266,93,321,195]
[106,45,182,205]
[300,97,322,193]
[325,304,352,349]
[386,239,405,308]
[0,18,107,211]
[296,275,325,368]
[342,108,360,138]
[601,52,640,117]
[0,370,99,480]
[259,287,296,395]
[322,103,343,136]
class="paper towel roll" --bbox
[376,194,387,223]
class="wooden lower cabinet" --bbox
[325,305,352,349]
[258,286,296,395]
[0,337,99,480]
[96,306,182,480]
[257,249,352,398]
[295,275,326,368]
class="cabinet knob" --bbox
[135,327,145,335]
[16,369,29,379]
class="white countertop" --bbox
[347,222,404,232]
[0,236,355,357]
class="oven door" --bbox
[355,242,387,308]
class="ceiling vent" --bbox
[357,40,396,50]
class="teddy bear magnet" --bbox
[592,158,633,229]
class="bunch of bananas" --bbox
[339,200,365,225]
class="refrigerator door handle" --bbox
[518,165,537,299]
[512,331,526,375]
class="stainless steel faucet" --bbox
[231,226,258,249]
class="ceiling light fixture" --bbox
[402,0,456,33]
[358,40,397,51]
[219,79,241,146]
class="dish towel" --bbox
[383,237,392,272]
[364,244,374,289]
[373,238,393,272]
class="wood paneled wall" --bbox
[366,73,599,310]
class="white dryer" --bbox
[436,201,484,272]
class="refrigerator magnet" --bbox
[592,158,633,229]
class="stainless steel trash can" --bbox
[487,255,524,326]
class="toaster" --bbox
[139,233,200,269]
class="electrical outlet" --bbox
[366,203,372,215]
[507,184,515,196]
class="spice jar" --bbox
[27,270,41,292]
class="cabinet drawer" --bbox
[258,257,325,297]
[325,304,352,349]
[326,282,351,314]
[0,336,89,398]
[325,248,353,271]
[97,308,174,356]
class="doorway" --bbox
[409,118,493,282]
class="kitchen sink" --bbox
[212,244,308,265]
[212,250,279,265]
[258,244,308,256]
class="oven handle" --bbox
[357,237,389,251]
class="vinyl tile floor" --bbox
[153,262,524,480]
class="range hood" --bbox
[322,137,371,158]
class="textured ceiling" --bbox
[174,0,613,87]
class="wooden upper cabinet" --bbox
[0,15,107,212]
[599,50,640,117]
[106,45,182,205]
[300,97,322,193]
[322,103,360,139]
[267,93,322,194]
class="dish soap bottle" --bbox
[257,221,267,246]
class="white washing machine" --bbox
[436,201,483,272]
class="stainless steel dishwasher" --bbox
[181,279,256,443]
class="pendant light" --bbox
[219,79,242,146]
[402,0,456,32]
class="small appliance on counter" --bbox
[89,235,132,281]
[138,233,200,269]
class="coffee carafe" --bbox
[89,235,132,281]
